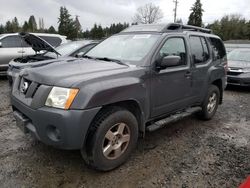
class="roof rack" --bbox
[120,23,212,34]
[163,23,212,34]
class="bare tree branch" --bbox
[133,3,163,24]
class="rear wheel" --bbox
[198,85,220,120]
[82,107,138,171]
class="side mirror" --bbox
[0,42,2,48]
[159,55,181,69]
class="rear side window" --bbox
[1,36,21,48]
[0,36,29,48]
[39,36,62,47]
[190,36,210,64]
[209,37,226,60]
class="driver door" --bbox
[150,36,194,118]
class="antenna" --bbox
[173,0,179,23]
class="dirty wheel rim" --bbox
[207,92,217,113]
[102,123,131,160]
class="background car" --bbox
[0,33,67,75]
[7,33,98,84]
[227,48,250,87]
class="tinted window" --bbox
[209,37,226,60]
[200,37,210,61]
[0,36,30,48]
[190,36,209,64]
[159,37,187,65]
[1,36,20,48]
[39,36,62,47]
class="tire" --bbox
[82,107,138,171]
[198,85,220,120]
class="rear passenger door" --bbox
[189,35,211,101]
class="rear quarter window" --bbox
[209,37,226,60]
[39,36,62,47]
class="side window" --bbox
[159,37,187,65]
[73,44,97,56]
[200,37,210,61]
[190,36,209,64]
[39,36,62,47]
[209,37,226,60]
[1,36,22,48]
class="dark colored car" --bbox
[11,23,227,171]
[7,33,98,84]
[227,48,250,86]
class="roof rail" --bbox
[163,23,212,34]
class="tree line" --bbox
[0,6,129,40]
[0,1,250,41]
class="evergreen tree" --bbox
[28,15,37,32]
[5,21,13,33]
[12,17,19,32]
[22,21,29,32]
[0,24,5,34]
[207,14,249,40]
[188,0,204,27]
[58,6,76,39]
[74,16,81,38]
[48,26,56,33]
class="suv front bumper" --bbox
[11,96,101,150]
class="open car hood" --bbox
[19,32,61,56]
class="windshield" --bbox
[45,41,86,58]
[228,49,250,62]
[86,34,160,64]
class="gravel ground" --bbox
[0,78,249,188]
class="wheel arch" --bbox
[211,79,223,104]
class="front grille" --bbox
[19,77,40,98]
[227,71,242,76]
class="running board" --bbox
[146,107,202,132]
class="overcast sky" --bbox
[0,0,249,30]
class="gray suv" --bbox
[11,23,227,171]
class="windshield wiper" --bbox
[82,55,95,59]
[96,57,128,66]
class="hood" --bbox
[19,32,60,55]
[228,60,250,69]
[21,58,133,87]
[9,57,76,70]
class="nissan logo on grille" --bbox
[20,81,29,93]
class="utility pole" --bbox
[173,0,179,22]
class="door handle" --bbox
[18,50,25,53]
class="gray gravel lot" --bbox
[0,78,249,188]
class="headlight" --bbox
[45,87,79,109]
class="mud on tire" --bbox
[81,107,138,171]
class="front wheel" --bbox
[198,85,220,120]
[82,107,138,171]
